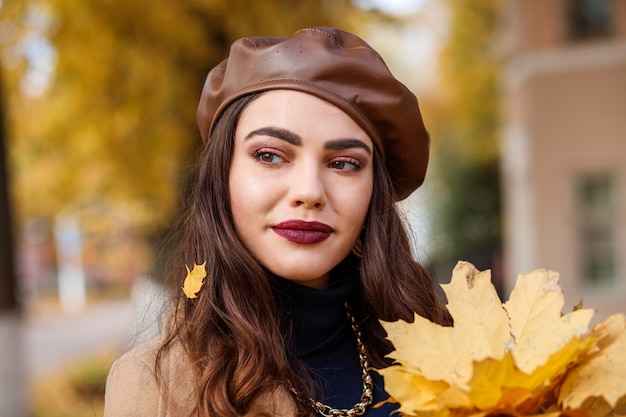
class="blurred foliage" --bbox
[31,353,113,417]
[428,0,503,271]
[1,0,506,284]
[0,0,360,236]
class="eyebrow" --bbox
[245,127,372,155]
[245,128,301,145]
[324,139,372,155]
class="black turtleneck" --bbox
[272,258,398,416]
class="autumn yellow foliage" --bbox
[378,261,626,417]
[181,262,207,299]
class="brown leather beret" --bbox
[197,27,429,200]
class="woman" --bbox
[104,27,451,417]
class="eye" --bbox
[252,149,285,164]
[328,159,362,171]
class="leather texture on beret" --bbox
[197,27,429,200]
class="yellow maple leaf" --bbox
[503,269,594,374]
[560,314,626,411]
[442,262,512,362]
[382,262,511,389]
[376,366,452,414]
[467,334,596,411]
[378,261,626,417]
[182,262,207,299]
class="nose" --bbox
[289,160,326,210]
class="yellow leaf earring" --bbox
[182,262,207,299]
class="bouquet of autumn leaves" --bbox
[378,261,626,417]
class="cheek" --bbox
[331,176,373,232]
[354,173,374,213]
[228,162,252,226]
[230,185,255,227]
[229,164,278,228]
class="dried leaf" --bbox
[181,262,207,299]
[442,262,512,361]
[560,314,626,410]
[376,366,452,414]
[574,396,615,417]
[467,334,596,411]
[381,314,471,388]
[378,262,626,417]
[382,262,511,389]
[503,269,594,374]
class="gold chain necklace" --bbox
[289,303,374,417]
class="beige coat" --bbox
[104,334,297,417]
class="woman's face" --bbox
[229,90,374,289]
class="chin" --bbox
[265,260,335,287]
[277,267,330,282]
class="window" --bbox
[567,0,612,40]
[577,172,617,285]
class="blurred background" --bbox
[0,0,624,415]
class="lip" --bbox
[271,220,334,244]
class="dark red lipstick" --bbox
[272,220,334,244]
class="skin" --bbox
[229,90,374,289]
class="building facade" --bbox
[501,0,626,320]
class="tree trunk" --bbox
[0,74,28,417]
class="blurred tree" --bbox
[0,75,17,318]
[0,68,28,416]
[1,0,359,280]
[427,0,503,288]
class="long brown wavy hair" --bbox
[156,92,451,417]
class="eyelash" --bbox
[328,158,363,172]
[251,148,363,171]
[251,149,285,164]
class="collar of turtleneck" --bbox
[270,257,398,416]
[271,257,359,357]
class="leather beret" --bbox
[197,27,429,200]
